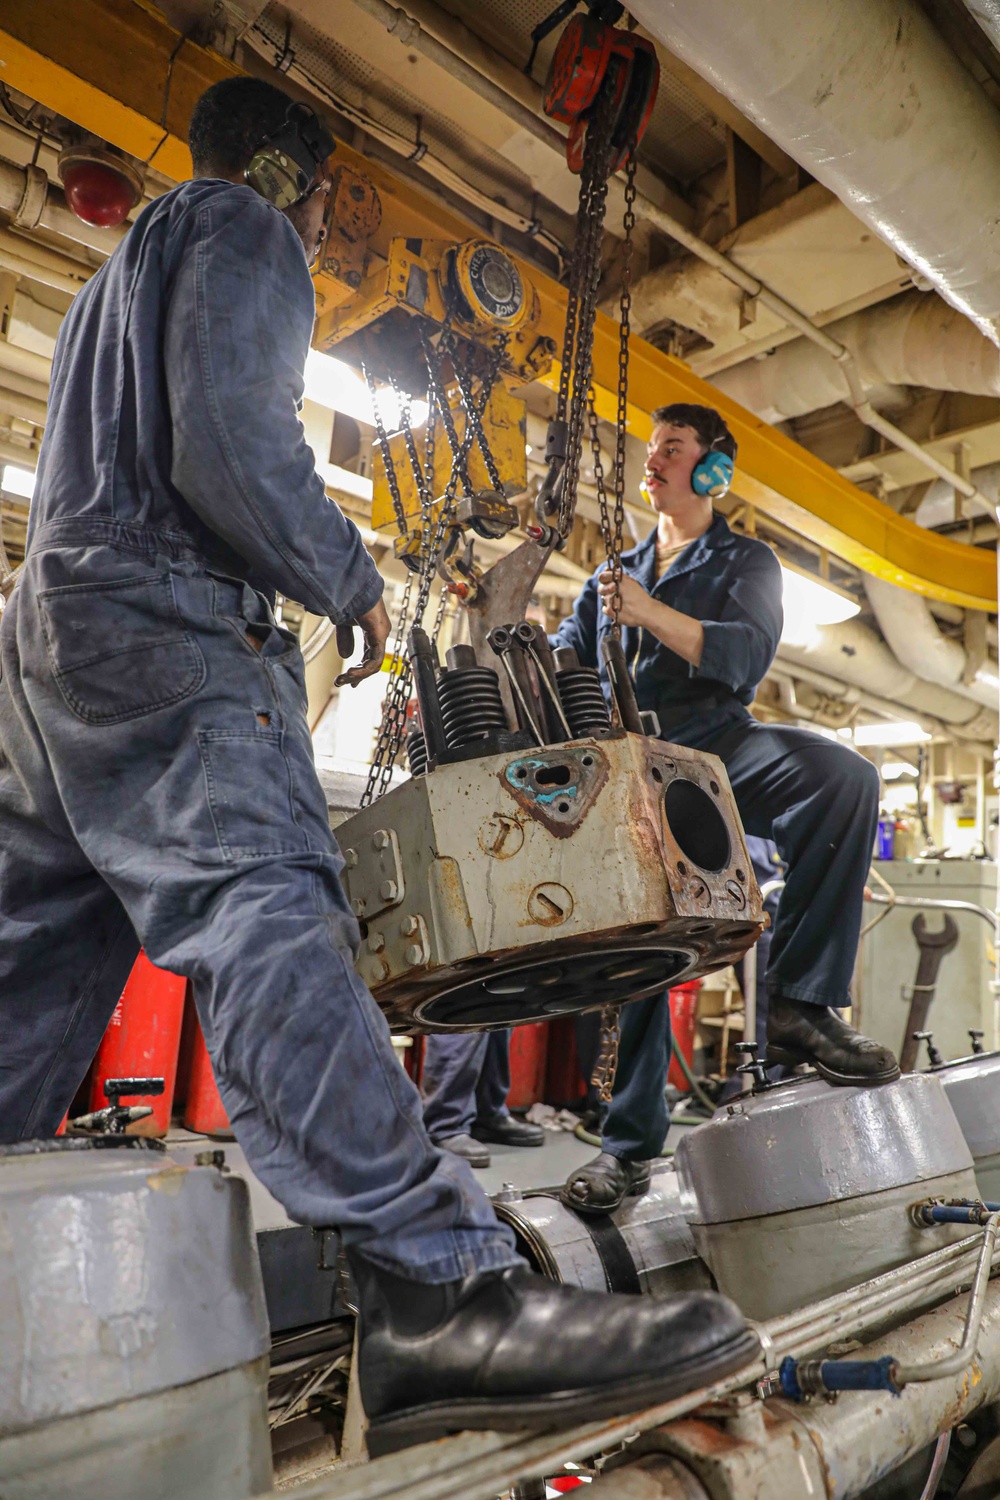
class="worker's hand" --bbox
[598,570,652,627]
[334,597,391,688]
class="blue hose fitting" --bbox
[779,1355,902,1401]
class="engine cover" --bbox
[336,731,764,1031]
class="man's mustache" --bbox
[644,467,667,484]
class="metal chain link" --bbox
[591,1002,622,1104]
[363,361,408,538]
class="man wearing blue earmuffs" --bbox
[555,403,898,1216]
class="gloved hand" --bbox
[335,597,391,687]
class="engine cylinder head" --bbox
[556,667,612,737]
[437,665,508,749]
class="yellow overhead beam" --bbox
[1,0,995,609]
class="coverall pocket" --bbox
[37,573,206,724]
[198,729,310,861]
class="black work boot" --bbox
[472,1113,545,1148]
[431,1132,491,1168]
[767,996,900,1086]
[560,1152,652,1216]
[349,1252,759,1456]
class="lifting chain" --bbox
[360,328,508,806]
[591,1002,622,1106]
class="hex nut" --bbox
[343,847,359,868]
[368,931,385,953]
[400,915,419,936]
[404,944,424,965]
[380,880,399,902]
[373,829,390,850]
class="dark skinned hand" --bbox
[334,597,391,687]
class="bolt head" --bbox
[351,898,366,916]
[400,915,419,936]
[343,847,358,868]
[380,880,398,902]
[404,944,424,965]
[373,830,390,850]
[368,931,385,953]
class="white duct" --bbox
[715,291,1000,423]
[777,616,998,739]
[626,0,1000,346]
[964,2,1000,52]
[864,575,999,710]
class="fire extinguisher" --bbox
[88,951,186,1137]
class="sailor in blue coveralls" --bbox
[555,403,900,1217]
[0,80,757,1445]
[421,1029,545,1167]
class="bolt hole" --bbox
[358,920,369,939]
[736,869,746,883]
[710,780,719,794]
[516,767,528,780]
[651,765,664,783]
[582,755,593,766]
[557,801,570,813]
[677,861,687,876]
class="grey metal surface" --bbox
[495,1166,711,1297]
[0,1145,269,1434]
[675,1072,974,1223]
[0,1356,271,1500]
[691,1167,978,1319]
[935,1050,1000,1163]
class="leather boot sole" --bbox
[766,1045,901,1088]
[560,1163,652,1218]
[364,1323,761,1457]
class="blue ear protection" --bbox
[691,445,735,499]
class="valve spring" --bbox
[437,666,508,749]
[406,728,428,777]
[556,667,612,737]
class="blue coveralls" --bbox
[421,1030,512,1141]
[0,179,518,1282]
[554,517,879,1161]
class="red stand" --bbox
[667,979,703,1092]
[506,1023,550,1111]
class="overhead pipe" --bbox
[865,576,1000,711]
[716,290,1000,423]
[776,616,998,739]
[963,2,1000,53]
[628,0,1000,348]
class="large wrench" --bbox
[899,913,960,1072]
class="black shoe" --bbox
[560,1152,652,1216]
[431,1132,490,1168]
[767,996,900,1087]
[350,1254,759,1456]
[472,1114,545,1148]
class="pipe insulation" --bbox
[865,575,1000,710]
[626,0,1000,347]
[777,616,998,738]
[964,1,1000,52]
[716,290,1000,423]
[0,158,125,257]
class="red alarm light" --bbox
[58,144,142,229]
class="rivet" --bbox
[400,915,419,936]
[368,931,385,953]
[373,829,390,850]
[380,880,398,902]
[404,944,424,965]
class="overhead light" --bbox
[58,143,142,228]
[882,760,919,780]
[304,350,427,429]
[1,464,35,500]
[853,720,931,747]
[780,563,860,640]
